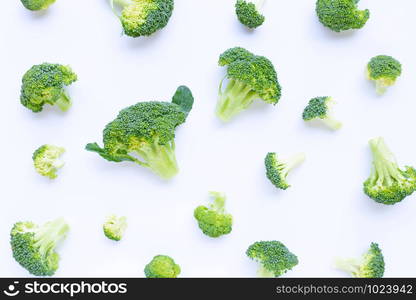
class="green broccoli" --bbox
[33,145,65,179]
[20,0,56,10]
[194,192,233,238]
[316,0,370,32]
[10,218,69,276]
[110,0,174,37]
[335,243,385,278]
[235,0,265,29]
[364,137,416,205]
[85,86,193,180]
[217,47,281,122]
[367,55,402,95]
[302,96,342,130]
[103,215,127,241]
[20,63,77,113]
[246,241,298,277]
[144,255,181,278]
[265,152,305,190]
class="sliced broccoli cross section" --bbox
[33,145,65,179]
[103,215,127,241]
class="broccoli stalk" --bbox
[302,97,342,130]
[265,152,305,190]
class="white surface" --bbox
[1,0,415,278]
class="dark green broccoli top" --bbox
[235,0,265,29]
[302,96,329,121]
[367,55,402,81]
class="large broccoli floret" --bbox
[265,152,305,190]
[367,55,402,95]
[20,0,56,10]
[86,86,193,180]
[335,243,385,278]
[302,96,342,130]
[235,0,265,29]
[316,0,370,32]
[10,218,69,276]
[32,145,65,179]
[103,215,127,241]
[20,63,77,113]
[110,0,174,37]
[217,47,281,122]
[364,137,416,205]
[246,241,298,277]
[194,192,233,238]
[144,255,181,278]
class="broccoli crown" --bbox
[144,255,181,278]
[302,96,342,130]
[316,0,369,32]
[367,55,402,95]
[265,152,305,190]
[246,241,298,277]
[235,0,265,29]
[20,0,56,10]
[20,63,77,113]
[193,192,233,238]
[103,215,127,241]
[364,137,416,205]
[10,218,69,276]
[32,145,65,179]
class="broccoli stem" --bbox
[321,116,342,130]
[55,91,72,112]
[255,0,265,10]
[34,218,69,256]
[257,264,275,277]
[283,153,306,176]
[375,80,388,95]
[111,0,131,9]
[334,258,360,277]
[209,191,226,213]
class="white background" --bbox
[1,0,415,277]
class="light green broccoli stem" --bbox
[55,91,72,112]
[282,153,306,177]
[334,258,361,277]
[110,0,131,14]
[209,191,226,213]
[322,116,342,130]
[34,218,69,256]
[255,0,265,11]
[257,264,275,277]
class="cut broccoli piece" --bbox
[265,152,305,190]
[235,0,265,29]
[103,215,127,241]
[194,192,233,238]
[302,96,342,130]
[144,255,181,278]
[20,0,56,10]
[217,47,281,122]
[10,218,69,276]
[246,241,298,277]
[367,55,402,95]
[364,137,416,205]
[335,243,385,278]
[316,0,370,32]
[110,0,174,37]
[32,145,65,179]
[85,86,193,180]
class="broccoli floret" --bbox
[194,192,233,238]
[217,47,281,122]
[20,0,56,10]
[103,215,127,241]
[85,86,193,180]
[367,55,402,95]
[144,255,181,278]
[235,0,265,29]
[110,0,174,37]
[32,145,65,179]
[316,0,370,32]
[246,241,298,277]
[10,218,69,276]
[20,63,77,113]
[363,137,416,205]
[335,243,385,278]
[265,152,305,190]
[302,96,342,130]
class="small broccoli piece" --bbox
[20,0,56,10]
[20,63,77,113]
[103,215,127,241]
[335,243,385,278]
[86,86,193,180]
[110,0,174,37]
[217,47,281,122]
[194,192,233,238]
[144,255,181,278]
[302,96,342,130]
[235,0,265,29]
[363,137,416,205]
[32,145,65,179]
[367,55,402,95]
[10,218,69,276]
[316,0,370,32]
[246,241,298,277]
[265,152,305,190]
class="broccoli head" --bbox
[10,218,69,276]
[316,0,370,32]
[110,0,174,37]
[194,192,233,238]
[364,137,416,205]
[335,243,385,278]
[217,47,281,122]
[33,145,65,179]
[20,0,56,10]
[235,0,265,29]
[367,55,402,95]
[302,96,342,130]
[103,215,127,241]
[144,255,181,278]
[246,241,298,277]
[265,152,305,190]
[86,86,193,180]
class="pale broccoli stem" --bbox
[55,91,71,112]
[281,153,306,177]
[255,0,265,11]
[257,264,275,278]
[334,258,361,277]
[110,0,130,14]
[35,218,69,255]
[209,192,226,212]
